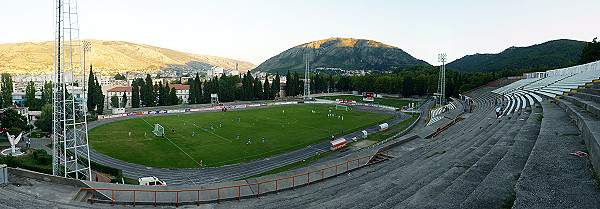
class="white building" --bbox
[106,84,190,109]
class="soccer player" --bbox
[184,121,186,125]
[282,122,284,128]
[192,131,195,136]
[262,137,265,143]
[128,132,131,137]
[205,126,207,131]
[238,117,241,122]
[211,124,213,129]
[282,110,285,114]
[220,122,222,128]
[237,133,240,139]
[331,135,334,140]
[194,122,196,126]
[247,138,251,144]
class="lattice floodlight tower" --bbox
[303,48,311,99]
[52,0,92,179]
[436,53,447,107]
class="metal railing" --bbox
[79,150,392,206]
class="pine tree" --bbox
[285,71,292,97]
[263,79,271,100]
[188,77,196,104]
[144,74,156,107]
[169,87,177,105]
[86,65,96,112]
[94,79,104,114]
[131,82,140,108]
[273,72,280,98]
[194,74,202,103]
[1,73,13,108]
[121,91,128,108]
[293,72,300,96]
[254,77,262,100]
[111,95,119,108]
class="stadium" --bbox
[2,1,600,208]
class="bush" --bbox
[32,149,51,165]
[29,131,47,138]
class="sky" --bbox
[1,0,599,65]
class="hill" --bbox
[252,38,430,73]
[0,39,256,75]
[447,39,586,73]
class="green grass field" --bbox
[316,95,412,108]
[88,105,393,168]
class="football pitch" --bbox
[88,105,394,168]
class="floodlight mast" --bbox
[304,49,311,99]
[436,53,447,107]
[52,0,92,180]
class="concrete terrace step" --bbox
[427,110,532,208]
[565,91,600,104]
[415,111,531,208]
[461,107,542,208]
[390,114,520,207]
[513,101,600,208]
[370,111,507,207]
[559,94,600,119]
[553,95,600,180]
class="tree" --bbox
[87,65,96,112]
[121,91,128,108]
[110,95,119,108]
[193,74,202,103]
[188,75,197,104]
[41,81,52,106]
[131,82,140,108]
[143,74,156,107]
[40,103,52,120]
[263,79,271,100]
[273,72,281,98]
[285,71,291,97]
[578,37,600,65]
[169,87,178,105]
[157,81,167,106]
[1,73,13,108]
[254,77,263,100]
[293,72,301,96]
[94,79,104,114]
[0,108,28,134]
[24,81,37,109]
[114,73,126,80]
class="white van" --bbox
[138,176,166,186]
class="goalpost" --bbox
[152,124,164,136]
[335,104,349,111]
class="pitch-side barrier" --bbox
[78,150,391,206]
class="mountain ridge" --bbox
[447,39,586,72]
[252,37,430,73]
[0,39,256,75]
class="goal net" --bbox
[335,105,349,111]
[152,124,164,136]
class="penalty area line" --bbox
[140,117,202,167]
